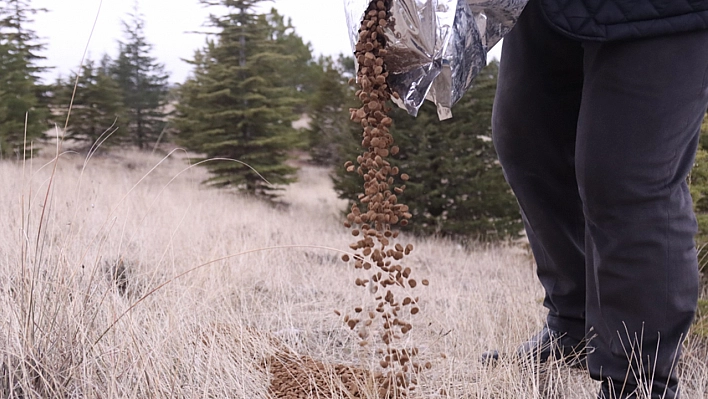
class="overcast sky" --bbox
[31,0,501,84]
[31,0,353,84]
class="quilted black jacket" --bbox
[540,0,708,41]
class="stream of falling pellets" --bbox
[337,0,431,396]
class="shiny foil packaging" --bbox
[344,0,527,119]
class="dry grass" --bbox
[0,147,706,398]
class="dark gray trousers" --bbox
[492,0,708,396]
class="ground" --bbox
[0,148,705,398]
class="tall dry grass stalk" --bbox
[0,147,705,398]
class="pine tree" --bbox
[334,61,522,239]
[306,55,358,166]
[0,0,49,158]
[52,57,126,150]
[111,7,169,150]
[263,9,322,113]
[174,1,305,199]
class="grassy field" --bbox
[0,147,706,398]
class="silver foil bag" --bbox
[344,0,527,120]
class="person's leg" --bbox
[492,0,587,340]
[578,30,708,398]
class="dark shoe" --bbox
[481,326,588,368]
[598,380,638,399]
[599,378,680,399]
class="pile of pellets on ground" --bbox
[265,353,393,398]
[266,1,429,397]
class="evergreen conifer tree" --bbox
[334,61,522,239]
[175,1,306,198]
[263,10,322,112]
[306,56,358,166]
[0,0,49,158]
[111,7,169,149]
[52,57,126,149]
